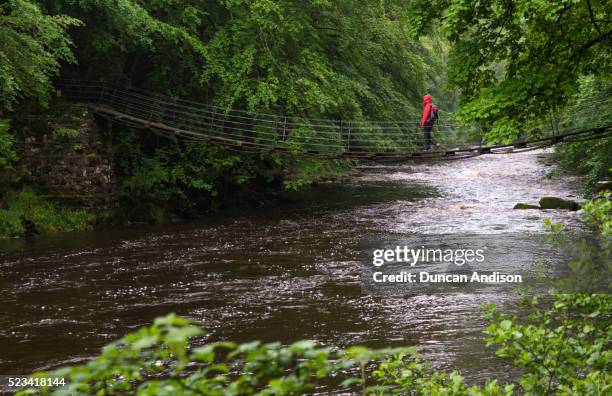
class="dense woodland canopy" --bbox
[410,0,612,141]
[0,0,610,233]
[2,0,610,120]
[3,0,456,118]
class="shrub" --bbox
[14,289,611,395]
[554,75,612,192]
[0,189,96,237]
[485,294,611,395]
[0,118,18,189]
[52,127,80,140]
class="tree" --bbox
[38,0,449,121]
[408,0,612,143]
[0,0,79,111]
[22,0,455,221]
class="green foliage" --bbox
[40,0,447,121]
[51,127,79,140]
[0,118,17,188]
[16,311,500,396]
[38,0,206,88]
[197,0,437,121]
[408,0,611,142]
[485,293,611,395]
[371,352,514,395]
[0,118,15,165]
[542,192,611,294]
[283,158,354,191]
[0,206,24,237]
[0,189,96,237]
[574,192,612,291]
[16,292,610,395]
[483,117,521,145]
[13,313,397,395]
[582,191,612,236]
[0,0,80,110]
[113,130,283,221]
[554,75,612,190]
[24,0,452,219]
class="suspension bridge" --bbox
[58,81,612,162]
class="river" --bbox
[0,149,585,387]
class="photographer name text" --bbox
[371,246,522,284]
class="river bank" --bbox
[0,149,588,383]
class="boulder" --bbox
[539,196,581,211]
[513,203,540,210]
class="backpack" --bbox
[429,104,439,123]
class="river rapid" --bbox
[0,149,585,387]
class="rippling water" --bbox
[0,149,585,386]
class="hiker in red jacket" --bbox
[421,94,438,150]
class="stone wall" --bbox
[16,105,115,205]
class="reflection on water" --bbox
[0,149,584,385]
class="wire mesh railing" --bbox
[56,80,612,160]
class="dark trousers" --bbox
[423,121,435,150]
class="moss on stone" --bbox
[513,203,540,210]
[539,196,581,211]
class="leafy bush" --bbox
[0,205,25,237]
[582,191,612,238]
[0,189,96,237]
[541,193,611,294]
[113,129,354,221]
[0,118,18,189]
[13,313,403,395]
[16,291,611,396]
[113,130,288,221]
[0,118,16,166]
[555,133,612,192]
[554,75,612,191]
[283,157,354,191]
[485,294,611,395]
[52,127,80,141]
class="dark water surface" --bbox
[0,150,585,385]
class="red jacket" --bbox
[421,95,433,127]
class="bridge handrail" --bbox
[56,80,612,160]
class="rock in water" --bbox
[539,197,581,211]
[513,203,540,210]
